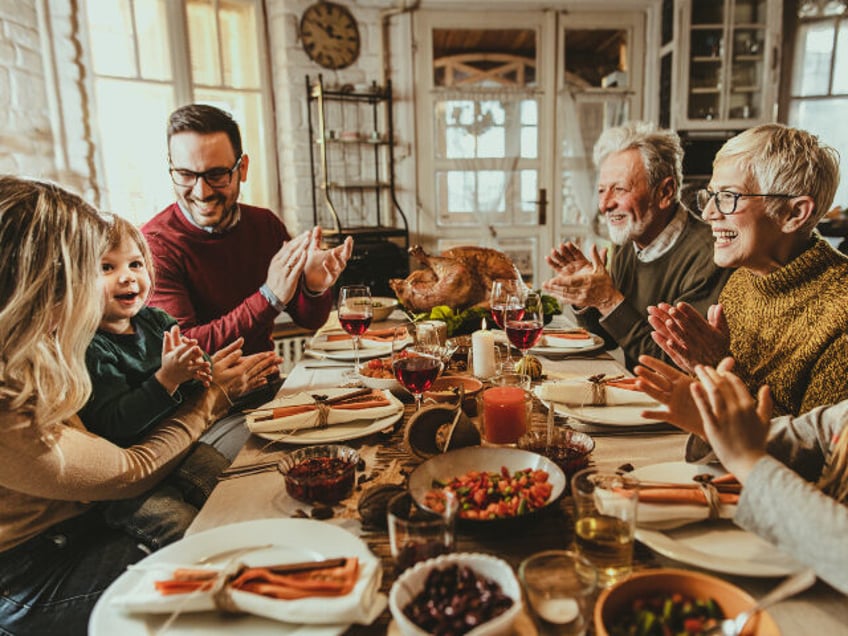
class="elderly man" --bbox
[542,121,730,369]
[143,104,353,356]
[647,123,848,416]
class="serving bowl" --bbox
[356,357,403,392]
[595,569,781,636]
[371,296,399,321]
[407,447,566,525]
[389,552,523,636]
[423,375,483,403]
[278,444,359,504]
[517,428,594,487]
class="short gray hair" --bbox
[714,124,840,234]
[593,121,683,202]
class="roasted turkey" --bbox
[389,245,523,312]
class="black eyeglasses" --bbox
[169,156,243,188]
[696,189,798,215]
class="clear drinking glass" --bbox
[505,291,544,366]
[392,321,443,410]
[490,278,526,371]
[337,285,372,374]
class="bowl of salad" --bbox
[407,447,566,526]
[595,568,780,636]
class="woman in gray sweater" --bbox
[635,355,848,594]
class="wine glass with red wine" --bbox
[337,285,372,374]
[505,291,544,366]
[490,278,526,370]
[392,322,443,410]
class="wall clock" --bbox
[300,1,361,70]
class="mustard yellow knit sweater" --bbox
[720,236,848,416]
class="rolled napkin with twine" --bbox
[633,474,741,530]
[543,328,595,348]
[538,375,658,406]
[110,556,386,626]
[325,327,406,344]
[246,389,403,435]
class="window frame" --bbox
[79,0,278,223]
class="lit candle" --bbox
[481,386,528,444]
[471,320,496,379]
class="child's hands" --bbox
[155,325,211,394]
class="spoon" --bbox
[709,568,816,635]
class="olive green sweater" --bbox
[721,235,848,416]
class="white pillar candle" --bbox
[471,324,496,379]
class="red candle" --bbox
[481,386,528,445]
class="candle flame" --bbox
[482,317,488,330]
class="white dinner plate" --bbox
[631,462,804,577]
[533,386,665,427]
[252,389,405,445]
[493,331,605,357]
[530,333,605,356]
[89,518,378,636]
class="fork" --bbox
[707,568,816,635]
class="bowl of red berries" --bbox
[279,444,359,505]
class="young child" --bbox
[79,213,228,548]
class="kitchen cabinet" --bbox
[305,74,409,295]
[675,0,782,130]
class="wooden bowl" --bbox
[424,375,483,403]
[595,568,781,636]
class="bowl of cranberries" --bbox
[279,444,359,505]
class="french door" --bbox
[413,10,645,285]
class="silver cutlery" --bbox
[218,460,282,480]
[706,568,816,636]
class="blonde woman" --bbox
[635,354,848,594]
[0,177,261,634]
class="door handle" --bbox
[536,188,548,225]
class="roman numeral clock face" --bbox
[300,1,361,70]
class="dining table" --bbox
[181,318,848,636]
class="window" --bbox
[788,1,848,209]
[83,0,275,225]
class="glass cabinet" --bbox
[676,0,782,130]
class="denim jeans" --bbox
[100,442,227,549]
[0,510,147,636]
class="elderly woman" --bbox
[0,177,271,634]
[648,124,848,415]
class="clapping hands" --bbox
[647,302,730,372]
[542,242,624,315]
[209,338,282,402]
[156,325,211,394]
[264,227,353,309]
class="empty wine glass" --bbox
[505,292,544,367]
[337,285,372,374]
[490,278,526,371]
[392,322,443,410]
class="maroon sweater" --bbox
[142,203,332,355]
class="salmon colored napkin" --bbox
[538,377,658,406]
[246,389,403,435]
[110,557,385,626]
[155,558,360,600]
[634,474,741,530]
[543,329,595,348]
[325,327,404,343]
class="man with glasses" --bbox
[647,123,848,416]
[542,121,730,369]
[143,104,353,357]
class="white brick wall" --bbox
[0,0,55,178]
